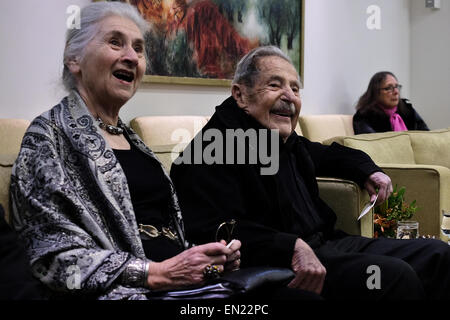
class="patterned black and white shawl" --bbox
[10,91,187,300]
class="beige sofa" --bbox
[324,128,450,240]
[0,116,371,237]
[130,116,372,237]
[130,115,450,241]
[0,119,30,223]
[297,114,450,240]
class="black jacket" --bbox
[171,97,381,268]
[353,99,429,134]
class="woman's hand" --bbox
[146,242,234,291]
[220,239,241,272]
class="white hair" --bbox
[62,1,149,91]
[232,45,301,87]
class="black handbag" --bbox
[148,267,295,300]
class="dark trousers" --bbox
[0,205,46,300]
[315,235,450,300]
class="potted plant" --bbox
[373,185,418,238]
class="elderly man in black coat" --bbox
[170,46,450,300]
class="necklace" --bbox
[97,117,124,135]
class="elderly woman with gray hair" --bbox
[9,1,240,300]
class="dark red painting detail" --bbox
[183,1,254,78]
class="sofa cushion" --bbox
[408,129,450,169]
[151,143,187,172]
[327,132,416,164]
[299,114,354,142]
[0,154,17,224]
[0,119,30,155]
[130,116,208,147]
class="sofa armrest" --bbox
[317,177,372,237]
[378,163,450,240]
[0,154,18,225]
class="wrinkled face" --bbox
[234,56,302,141]
[377,74,400,109]
[69,15,146,107]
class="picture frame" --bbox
[97,0,304,87]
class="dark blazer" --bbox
[170,97,381,268]
[353,99,429,134]
[0,204,45,299]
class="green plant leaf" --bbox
[373,185,417,238]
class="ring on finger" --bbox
[232,258,241,271]
[203,264,222,280]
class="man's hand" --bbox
[288,238,326,294]
[364,171,393,205]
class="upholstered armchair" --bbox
[324,128,450,240]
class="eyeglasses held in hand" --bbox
[215,219,236,243]
[380,84,402,93]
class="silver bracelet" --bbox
[122,258,150,288]
[143,260,150,288]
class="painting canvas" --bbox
[104,0,304,86]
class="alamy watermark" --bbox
[66,264,81,290]
[171,128,280,176]
[366,265,381,290]
[366,5,381,30]
[66,5,81,30]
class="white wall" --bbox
[410,0,450,130]
[302,0,411,116]
[2,0,443,129]
[0,0,90,120]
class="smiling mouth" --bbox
[113,70,135,83]
[270,102,295,118]
[270,111,292,118]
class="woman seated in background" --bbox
[9,1,241,300]
[353,71,429,134]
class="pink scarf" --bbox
[382,106,407,131]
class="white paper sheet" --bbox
[357,193,379,221]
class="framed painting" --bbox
[97,0,304,86]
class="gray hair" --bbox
[232,45,301,87]
[62,1,149,91]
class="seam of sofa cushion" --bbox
[0,154,17,167]
[341,132,411,143]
